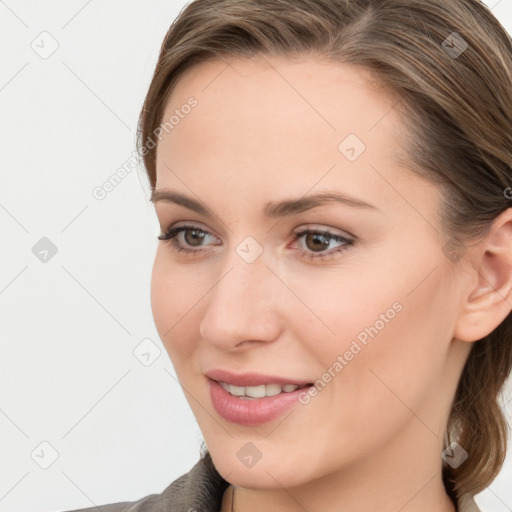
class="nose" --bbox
[199,250,284,352]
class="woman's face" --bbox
[150,55,470,490]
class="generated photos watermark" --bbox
[299,301,404,405]
[92,96,198,201]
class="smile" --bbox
[218,381,310,399]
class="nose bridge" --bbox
[214,231,273,305]
[199,239,281,348]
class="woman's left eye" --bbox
[292,228,354,261]
[157,224,354,261]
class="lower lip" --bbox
[209,379,311,426]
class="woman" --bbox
[66,0,512,510]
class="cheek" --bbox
[349,287,450,426]
[150,253,198,360]
[294,253,451,403]
[287,265,405,367]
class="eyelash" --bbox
[157,223,354,261]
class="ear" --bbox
[454,208,512,343]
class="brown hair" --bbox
[137,0,512,500]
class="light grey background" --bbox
[0,1,511,511]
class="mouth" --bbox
[215,380,311,399]
[205,369,313,396]
[207,376,314,425]
[205,369,314,424]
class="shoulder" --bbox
[61,454,229,512]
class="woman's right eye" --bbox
[158,224,218,256]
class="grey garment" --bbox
[458,493,483,512]
[63,454,229,512]
[63,454,482,512]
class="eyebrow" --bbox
[150,189,380,218]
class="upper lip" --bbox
[205,369,312,387]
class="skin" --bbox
[150,55,512,512]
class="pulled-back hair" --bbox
[137,0,512,500]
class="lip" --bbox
[205,369,312,387]
[208,378,312,425]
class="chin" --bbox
[208,445,313,490]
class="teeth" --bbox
[228,384,245,396]
[282,384,299,392]
[219,381,302,398]
[265,384,282,396]
[245,384,266,398]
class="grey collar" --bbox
[155,453,229,512]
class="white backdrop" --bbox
[1,1,511,511]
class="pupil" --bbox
[307,233,329,252]
[186,229,204,246]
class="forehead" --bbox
[161,54,401,137]
[154,55,426,217]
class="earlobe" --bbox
[453,208,512,343]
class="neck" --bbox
[230,481,456,512]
